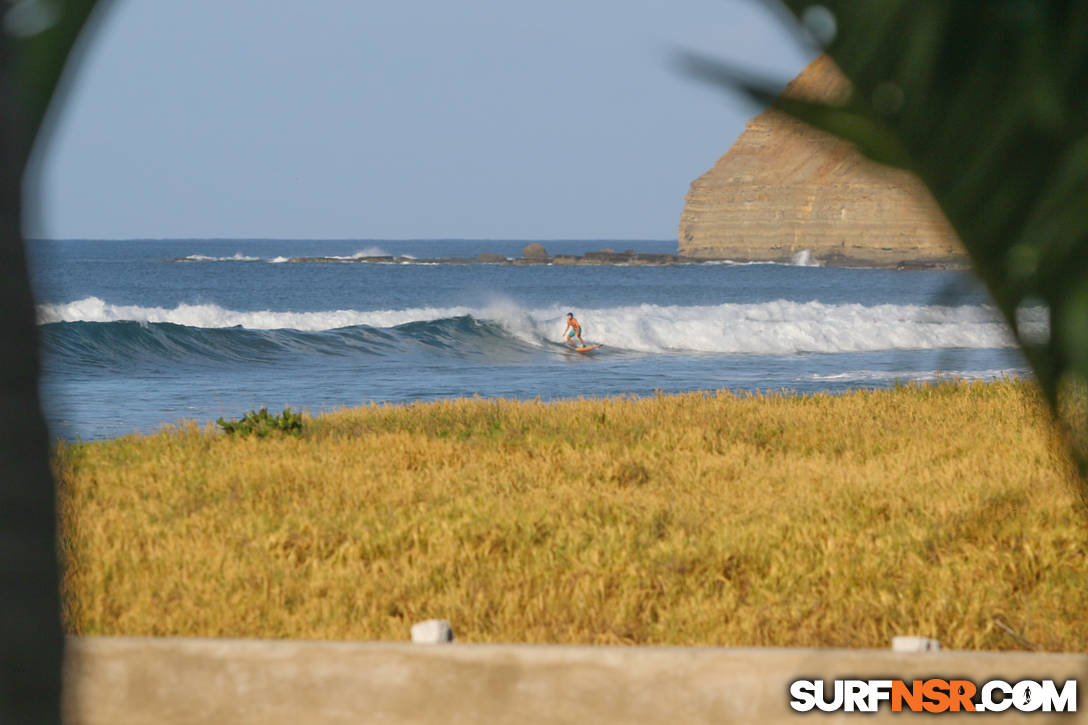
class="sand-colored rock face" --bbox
[678,55,966,267]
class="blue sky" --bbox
[26,0,813,240]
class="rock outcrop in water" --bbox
[522,243,549,260]
[678,55,966,268]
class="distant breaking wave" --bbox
[38,296,1042,358]
[176,252,262,262]
[176,246,391,263]
[325,246,394,260]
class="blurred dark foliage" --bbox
[9,0,100,158]
[1,1,101,723]
[683,1,1088,486]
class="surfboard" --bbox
[574,344,603,353]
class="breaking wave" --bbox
[37,296,1043,364]
[173,245,391,263]
[176,252,262,262]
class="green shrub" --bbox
[216,407,302,438]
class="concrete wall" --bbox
[63,637,1085,724]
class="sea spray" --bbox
[791,249,821,267]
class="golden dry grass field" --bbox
[56,380,1088,651]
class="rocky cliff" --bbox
[678,55,966,267]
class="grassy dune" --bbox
[56,380,1088,651]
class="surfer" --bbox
[563,312,585,348]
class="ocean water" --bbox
[28,239,1037,441]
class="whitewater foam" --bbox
[39,297,1040,354]
[698,254,821,267]
[809,369,1026,383]
[37,297,475,332]
[529,301,1032,354]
